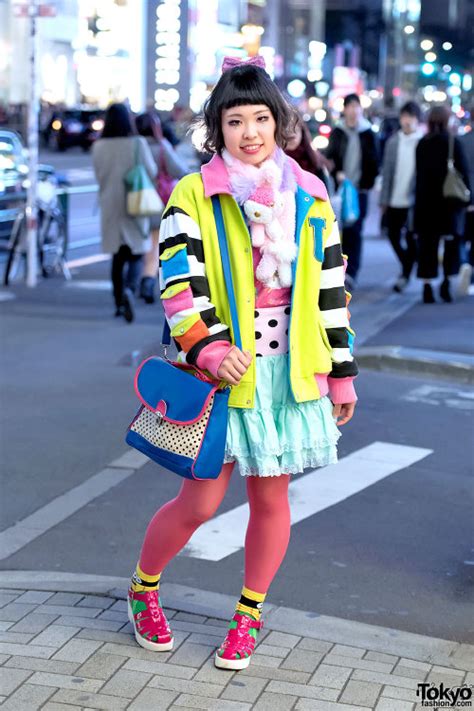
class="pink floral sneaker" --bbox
[214,612,263,670]
[127,588,174,652]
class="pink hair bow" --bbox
[222,55,266,73]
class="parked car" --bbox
[0,129,28,240]
[44,108,105,151]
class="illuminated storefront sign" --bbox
[75,0,145,109]
[154,0,182,111]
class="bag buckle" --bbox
[155,411,164,427]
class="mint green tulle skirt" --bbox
[224,354,341,477]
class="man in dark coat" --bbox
[325,93,379,288]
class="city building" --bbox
[0,0,146,111]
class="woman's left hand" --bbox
[333,401,356,426]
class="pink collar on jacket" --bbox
[201,153,328,201]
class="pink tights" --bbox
[139,463,291,594]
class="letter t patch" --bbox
[309,217,326,262]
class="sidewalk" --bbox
[0,573,473,711]
[351,236,474,384]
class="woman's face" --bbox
[221,104,276,165]
[285,124,303,151]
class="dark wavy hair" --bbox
[135,112,154,137]
[101,103,135,138]
[201,65,297,154]
[427,105,450,134]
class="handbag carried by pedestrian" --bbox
[156,147,178,205]
[124,139,164,218]
[125,196,240,480]
[339,178,360,226]
[443,134,470,204]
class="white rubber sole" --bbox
[127,600,174,652]
[458,263,473,296]
[214,652,251,670]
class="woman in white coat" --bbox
[92,103,157,322]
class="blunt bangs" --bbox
[202,65,296,154]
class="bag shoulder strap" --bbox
[134,137,140,166]
[448,133,454,166]
[211,195,242,350]
[158,143,167,174]
[161,195,242,351]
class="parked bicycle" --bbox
[3,165,70,286]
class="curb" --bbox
[356,345,474,384]
[1,571,473,671]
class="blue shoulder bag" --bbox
[125,196,241,480]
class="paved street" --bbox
[0,581,472,711]
[0,149,473,708]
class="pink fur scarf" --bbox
[222,148,297,287]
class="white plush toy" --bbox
[243,183,296,287]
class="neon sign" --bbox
[154,0,181,111]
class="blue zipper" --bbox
[288,187,315,401]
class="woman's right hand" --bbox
[217,348,252,386]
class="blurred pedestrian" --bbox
[459,107,474,294]
[378,97,400,161]
[135,111,189,303]
[285,114,330,189]
[415,105,470,303]
[92,103,157,322]
[380,101,423,292]
[325,93,379,289]
[127,56,357,672]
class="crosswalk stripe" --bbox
[180,442,433,561]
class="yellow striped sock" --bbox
[130,563,161,593]
[235,586,266,621]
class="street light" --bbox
[421,63,435,76]
[425,52,437,62]
[404,25,415,34]
[287,79,306,98]
[420,39,433,51]
[442,42,453,50]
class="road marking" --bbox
[62,168,95,181]
[66,254,110,269]
[0,465,144,561]
[181,442,433,561]
[65,279,111,290]
[69,237,101,250]
[0,291,16,302]
[0,442,432,562]
[403,384,474,411]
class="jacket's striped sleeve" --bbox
[158,205,232,365]
[318,217,358,380]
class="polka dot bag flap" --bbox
[126,356,230,480]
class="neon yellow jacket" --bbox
[158,154,357,408]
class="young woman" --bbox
[92,103,156,322]
[285,113,330,189]
[135,111,189,303]
[128,57,358,671]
